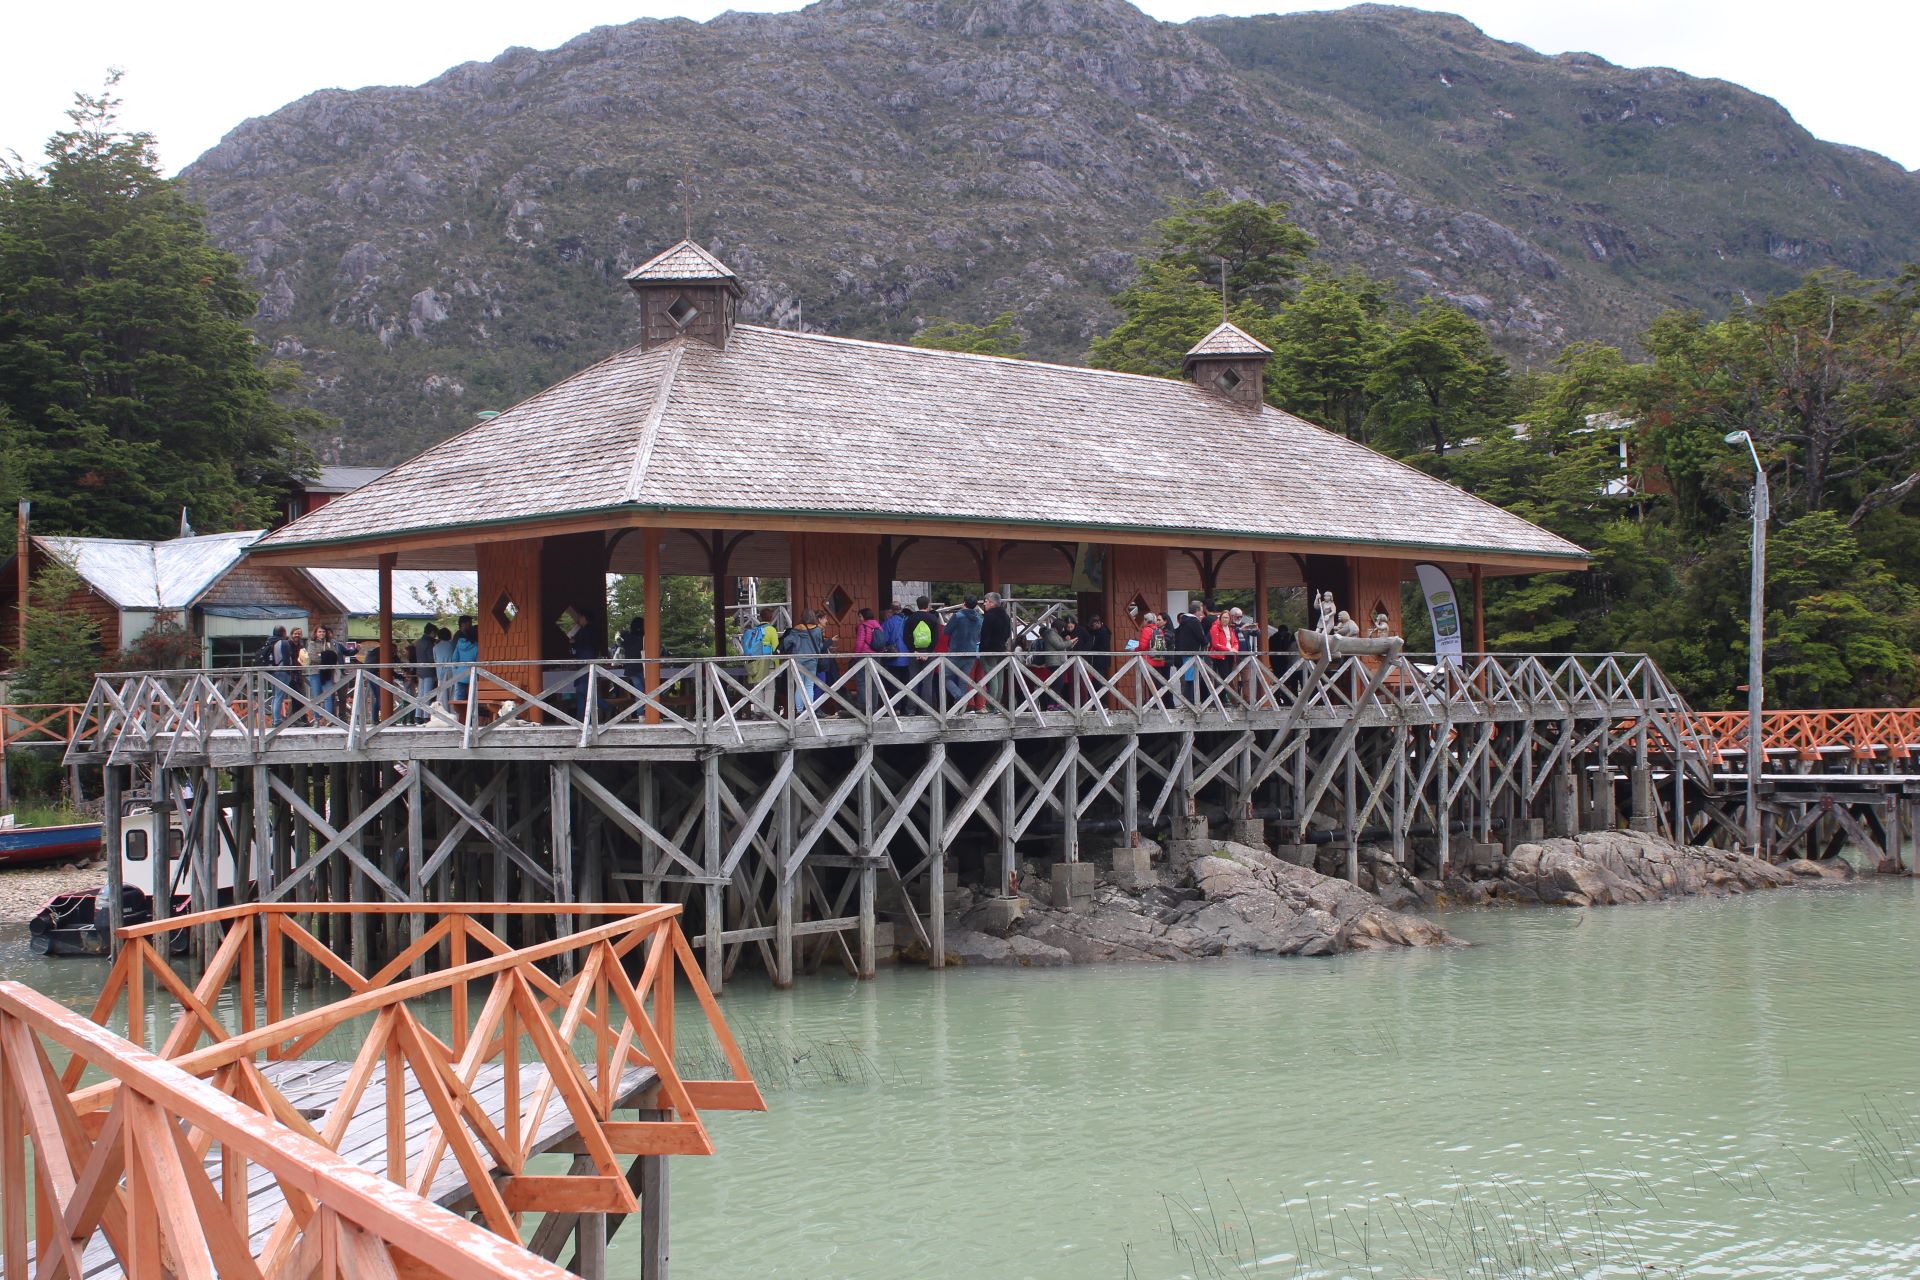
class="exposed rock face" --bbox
[176,0,1920,462]
[948,841,1457,967]
[1452,830,1796,906]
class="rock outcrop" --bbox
[1445,830,1798,906]
[945,840,1457,967]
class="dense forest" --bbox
[2,97,1916,712]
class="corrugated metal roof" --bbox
[623,239,739,285]
[1186,321,1272,358]
[38,531,259,610]
[310,465,392,493]
[257,325,1585,564]
[303,568,478,617]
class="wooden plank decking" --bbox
[54,1058,659,1278]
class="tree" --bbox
[11,561,101,703]
[1266,274,1391,441]
[911,312,1025,357]
[1365,302,1516,457]
[0,77,320,541]
[1150,190,1316,310]
[1088,260,1282,382]
[606,575,716,657]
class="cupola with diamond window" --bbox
[1183,321,1271,406]
[624,238,744,351]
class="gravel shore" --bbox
[0,861,106,923]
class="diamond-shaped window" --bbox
[491,591,519,631]
[1216,367,1243,392]
[824,585,854,620]
[666,294,699,327]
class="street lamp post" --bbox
[1725,430,1769,855]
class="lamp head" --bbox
[1723,431,1748,445]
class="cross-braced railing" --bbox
[3,903,763,1277]
[65,651,1718,773]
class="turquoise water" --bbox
[5,882,1917,1277]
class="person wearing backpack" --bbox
[878,601,910,690]
[737,608,780,717]
[852,606,886,711]
[904,595,943,703]
[1172,602,1210,708]
[942,595,983,706]
[778,610,832,707]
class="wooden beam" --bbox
[642,532,661,723]
[378,551,397,722]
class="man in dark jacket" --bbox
[1077,613,1113,678]
[1172,602,1210,705]
[978,592,1013,708]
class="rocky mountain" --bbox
[182,0,1920,462]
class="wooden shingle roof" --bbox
[1186,321,1272,359]
[622,239,741,290]
[257,326,1585,568]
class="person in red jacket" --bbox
[1206,599,1240,677]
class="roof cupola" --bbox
[624,239,743,352]
[1183,321,1271,407]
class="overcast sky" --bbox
[6,1,1916,174]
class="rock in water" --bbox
[951,841,1458,967]
[1477,830,1794,905]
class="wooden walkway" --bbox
[0,903,763,1280]
[47,1059,658,1278]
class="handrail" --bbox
[14,900,765,1274]
[0,979,582,1280]
[1690,708,1920,759]
[66,651,1719,766]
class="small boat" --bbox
[29,805,239,957]
[0,820,103,866]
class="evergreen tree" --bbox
[11,561,102,703]
[1150,190,1316,309]
[0,77,320,541]
[911,312,1026,357]
[1365,302,1516,457]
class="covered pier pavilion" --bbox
[70,239,1725,989]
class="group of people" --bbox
[260,616,479,726]
[731,592,1286,714]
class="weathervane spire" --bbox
[1219,259,1229,322]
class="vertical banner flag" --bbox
[1414,562,1464,666]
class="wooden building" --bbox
[247,239,1585,678]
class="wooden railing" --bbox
[1689,708,1920,762]
[4,902,764,1277]
[66,651,1712,767]
[0,701,85,749]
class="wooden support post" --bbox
[1471,563,1485,654]
[1253,552,1270,657]
[639,1116,669,1280]
[701,756,724,993]
[774,752,796,989]
[1062,746,1080,864]
[153,768,173,928]
[928,749,947,969]
[983,538,1001,597]
[1392,727,1407,865]
[377,551,396,722]
[643,530,662,724]
[103,765,125,951]
[406,761,425,975]
[857,750,877,979]
[998,749,1017,895]
[551,763,574,972]
[1344,742,1359,883]
[1122,743,1139,846]
[1436,728,1451,878]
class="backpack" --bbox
[252,639,279,667]
[1148,626,1169,655]
[911,618,933,651]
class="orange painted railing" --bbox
[1690,708,1920,761]
[0,701,85,749]
[4,902,765,1278]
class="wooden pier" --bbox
[0,902,763,1279]
[62,647,1809,988]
